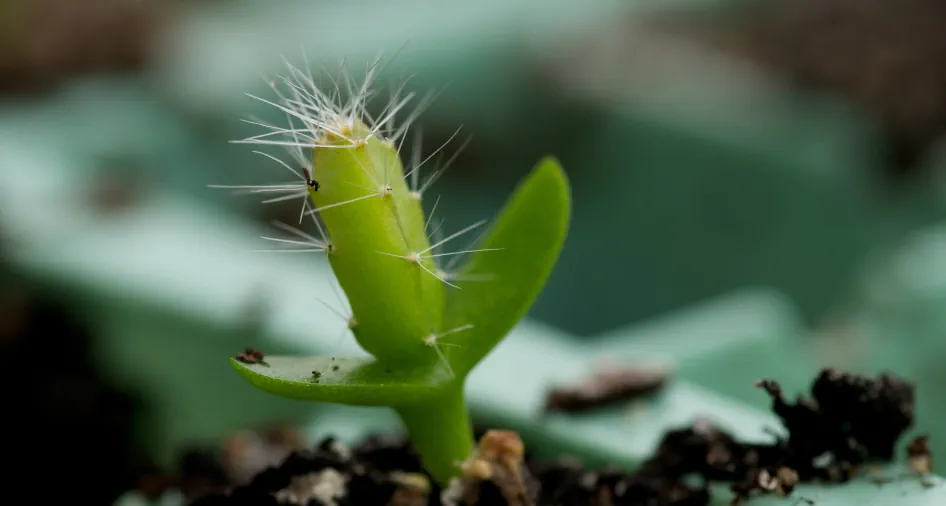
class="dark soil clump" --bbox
[235,347,269,366]
[141,368,917,505]
[0,281,153,503]
[544,363,670,413]
[907,434,933,477]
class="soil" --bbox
[663,0,946,181]
[0,0,171,96]
[235,347,269,367]
[544,363,670,413]
[907,435,933,477]
[129,367,922,506]
[0,273,154,503]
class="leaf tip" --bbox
[533,154,569,186]
[530,155,571,219]
[536,154,564,170]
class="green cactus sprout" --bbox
[222,57,571,485]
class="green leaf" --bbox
[230,355,452,406]
[445,157,571,376]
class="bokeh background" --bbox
[3,0,946,502]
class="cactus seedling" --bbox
[222,56,571,485]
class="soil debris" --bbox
[177,447,229,500]
[139,367,918,506]
[389,472,432,506]
[272,468,348,506]
[183,432,425,506]
[221,424,308,486]
[544,363,670,413]
[234,347,268,366]
[445,430,535,506]
[907,434,933,477]
[175,428,712,506]
[613,368,916,505]
[867,434,937,488]
[755,368,915,477]
[729,466,798,505]
[141,424,310,502]
[0,282,152,504]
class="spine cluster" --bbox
[215,56,496,374]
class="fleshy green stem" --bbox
[310,129,444,366]
[228,60,572,489]
[395,384,473,485]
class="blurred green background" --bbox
[3,0,946,503]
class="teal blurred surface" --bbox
[147,0,946,334]
[3,2,946,501]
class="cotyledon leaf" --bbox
[444,157,571,377]
[230,356,453,406]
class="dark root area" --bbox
[1,281,153,503]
